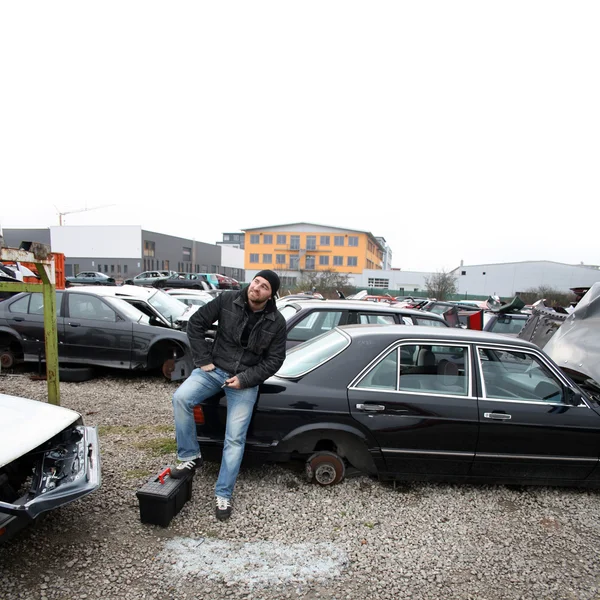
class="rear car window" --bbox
[277,329,350,378]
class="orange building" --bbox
[242,223,384,283]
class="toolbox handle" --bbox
[158,468,171,484]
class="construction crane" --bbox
[56,203,116,226]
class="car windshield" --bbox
[148,290,188,321]
[489,316,526,335]
[277,329,350,378]
[105,297,150,324]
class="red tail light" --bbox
[193,406,205,424]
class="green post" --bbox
[37,263,60,405]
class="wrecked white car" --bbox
[0,394,101,543]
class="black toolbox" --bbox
[136,468,194,527]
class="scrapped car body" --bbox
[0,289,193,380]
[193,325,600,488]
[165,289,215,309]
[157,273,211,290]
[278,299,448,349]
[65,271,116,287]
[0,394,101,543]
[543,282,600,387]
[125,270,176,287]
[71,285,195,330]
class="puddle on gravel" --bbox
[158,538,349,587]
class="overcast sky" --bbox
[1,2,598,272]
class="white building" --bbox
[452,261,600,297]
[353,269,430,293]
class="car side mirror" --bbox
[565,387,583,406]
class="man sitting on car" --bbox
[170,270,287,521]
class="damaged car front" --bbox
[542,282,600,404]
[0,394,101,543]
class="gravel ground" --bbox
[2,371,600,600]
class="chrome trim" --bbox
[277,328,351,379]
[479,397,590,408]
[382,448,475,457]
[476,453,598,462]
[348,339,472,397]
[484,412,511,420]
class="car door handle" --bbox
[484,412,511,421]
[68,322,81,327]
[12,317,25,322]
[356,404,386,412]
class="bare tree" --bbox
[519,286,574,307]
[295,270,352,298]
[424,270,458,300]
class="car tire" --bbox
[125,280,133,285]
[306,451,346,486]
[59,366,95,382]
[0,348,16,369]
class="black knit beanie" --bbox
[254,270,280,298]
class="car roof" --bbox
[68,284,157,300]
[339,324,540,349]
[283,299,446,320]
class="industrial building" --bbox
[2,226,245,282]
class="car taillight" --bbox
[193,406,205,424]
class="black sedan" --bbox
[65,271,116,286]
[0,290,193,379]
[193,326,600,488]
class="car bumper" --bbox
[0,425,101,542]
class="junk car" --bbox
[193,325,600,488]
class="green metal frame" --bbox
[0,247,60,405]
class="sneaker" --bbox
[170,457,202,479]
[215,496,233,521]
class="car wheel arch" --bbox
[278,424,377,475]
[0,330,24,366]
[146,338,189,370]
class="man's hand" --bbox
[224,375,242,389]
[201,363,216,372]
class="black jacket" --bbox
[186,289,287,388]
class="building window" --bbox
[305,255,315,270]
[290,235,300,250]
[368,278,390,288]
[306,235,316,250]
[250,254,259,263]
[461,271,466,276]
[263,234,273,244]
[289,255,299,270]
[143,240,155,257]
[250,234,260,244]
[334,236,344,246]
[111,265,115,273]
[333,256,343,266]
[347,256,358,267]
[104,265,108,273]
[348,236,359,247]
[183,247,191,261]
[224,234,231,241]
[319,256,329,266]
[276,254,286,265]
[320,235,330,246]
[263,254,272,264]
[276,234,286,245]
[124,265,128,274]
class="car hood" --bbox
[0,394,81,468]
[544,282,600,385]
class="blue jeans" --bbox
[172,367,258,500]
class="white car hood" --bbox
[0,394,81,468]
